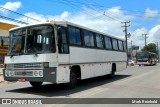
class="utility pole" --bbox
[131,40,133,60]
[142,34,148,46]
[155,42,160,63]
[121,21,130,65]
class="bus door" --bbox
[57,26,70,64]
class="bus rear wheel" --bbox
[29,81,43,88]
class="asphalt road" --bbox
[0,64,160,107]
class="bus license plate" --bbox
[18,78,26,82]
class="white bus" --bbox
[3,21,127,88]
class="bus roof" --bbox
[9,21,125,41]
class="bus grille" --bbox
[6,63,43,70]
[15,71,33,76]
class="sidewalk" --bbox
[0,68,4,82]
[0,68,3,74]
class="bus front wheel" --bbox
[29,81,43,88]
[66,70,77,89]
[109,64,116,79]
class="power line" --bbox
[63,0,113,26]
[104,11,127,22]
[59,0,160,16]
[59,0,124,22]
[0,6,41,22]
[56,0,97,17]
[0,15,28,25]
[59,0,152,22]
[1,0,155,27]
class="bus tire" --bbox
[139,65,141,66]
[109,64,116,79]
[67,70,77,89]
[29,81,43,88]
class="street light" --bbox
[128,33,131,38]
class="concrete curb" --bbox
[0,75,17,84]
[0,80,5,83]
[0,76,3,83]
[0,80,16,84]
[0,68,3,75]
[0,68,3,82]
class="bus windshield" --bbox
[137,52,149,60]
[9,25,55,55]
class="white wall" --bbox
[0,29,9,37]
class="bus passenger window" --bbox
[105,37,112,49]
[112,38,118,50]
[123,41,126,51]
[118,40,123,51]
[83,30,94,47]
[68,27,81,45]
[96,34,104,48]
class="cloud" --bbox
[130,25,160,49]
[145,8,158,18]
[130,28,148,49]
[0,1,22,14]
[18,12,47,22]
[149,25,160,42]
[17,7,134,39]
[6,6,160,50]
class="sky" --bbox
[0,0,160,49]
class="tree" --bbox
[141,43,157,53]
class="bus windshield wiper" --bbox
[34,52,38,57]
[27,47,39,57]
[32,47,40,57]
[10,53,15,58]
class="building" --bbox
[0,22,17,64]
[0,22,17,36]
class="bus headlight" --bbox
[34,71,39,76]
[39,71,43,76]
[11,71,15,76]
[8,71,12,76]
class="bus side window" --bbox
[58,27,69,54]
[104,36,112,49]
[123,41,126,51]
[95,34,104,48]
[83,30,94,47]
[112,38,118,50]
[118,40,123,51]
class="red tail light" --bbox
[4,64,6,69]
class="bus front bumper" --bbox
[3,67,57,83]
[137,62,150,65]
